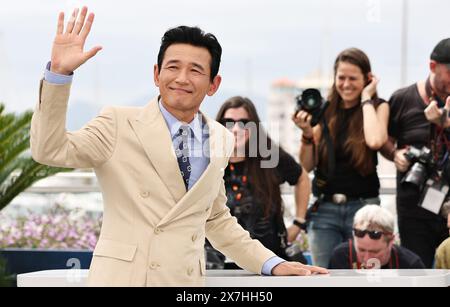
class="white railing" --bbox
[25,172,398,194]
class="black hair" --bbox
[157,26,222,82]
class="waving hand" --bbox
[50,7,102,75]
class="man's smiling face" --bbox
[154,43,221,122]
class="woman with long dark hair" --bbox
[292,48,389,268]
[208,96,311,267]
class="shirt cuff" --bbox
[261,256,286,276]
[44,61,73,84]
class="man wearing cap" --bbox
[381,38,450,268]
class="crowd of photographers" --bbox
[211,38,450,270]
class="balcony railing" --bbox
[24,172,398,194]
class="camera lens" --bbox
[402,162,428,188]
[300,89,322,112]
[306,97,318,108]
[295,88,328,127]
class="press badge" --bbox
[419,179,449,215]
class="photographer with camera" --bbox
[329,205,425,269]
[205,96,311,268]
[381,38,450,268]
[292,48,389,268]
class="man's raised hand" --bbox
[50,6,102,75]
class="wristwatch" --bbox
[293,218,307,230]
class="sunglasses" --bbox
[353,228,392,240]
[219,118,251,128]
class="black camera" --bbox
[402,146,450,216]
[401,146,435,189]
[295,88,329,127]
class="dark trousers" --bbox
[398,215,448,268]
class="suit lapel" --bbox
[157,115,225,227]
[129,98,186,203]
[129,99,227,225]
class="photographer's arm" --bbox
[287,168,310,242]
[361,76,389,150]
[292,111,321,172]
[380,137,410,172]
[294,168,310,221]
[380,137,396,161]
[362,102,389,149]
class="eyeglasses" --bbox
[219,118,251,129]
[353,228,392,240]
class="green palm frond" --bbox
[0,257,13,287]
[0,103,72,211]
[0,110,32,146]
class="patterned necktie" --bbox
[175,125,192,190]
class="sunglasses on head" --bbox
[353,228,392,240]
[219,118,251,128]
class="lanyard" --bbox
[432,126,450,166]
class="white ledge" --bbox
[16,269,450,287]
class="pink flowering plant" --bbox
[0,205,101,250]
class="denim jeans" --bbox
[307,197,380,268]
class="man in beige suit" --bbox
[31,7,327,286]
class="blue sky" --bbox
[0,0,448,129]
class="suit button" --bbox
[187,267,194,276]
[141,191,150,198]
[192,234,198,242]
[150,262,159,270]
[154,228,162,235]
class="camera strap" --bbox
[431,126,450,168]
[314,116,336,190]
[323,117,336,180]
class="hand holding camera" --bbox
[401,146,434,188]
[286,224,302,243]
[292,110,314,136]
[292,88,329,130]
[401,145,450,216]
[394,147,411,172]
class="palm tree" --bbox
[0,103,72,211]
[0,256,13,287]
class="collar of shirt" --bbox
[158,100,204,143]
